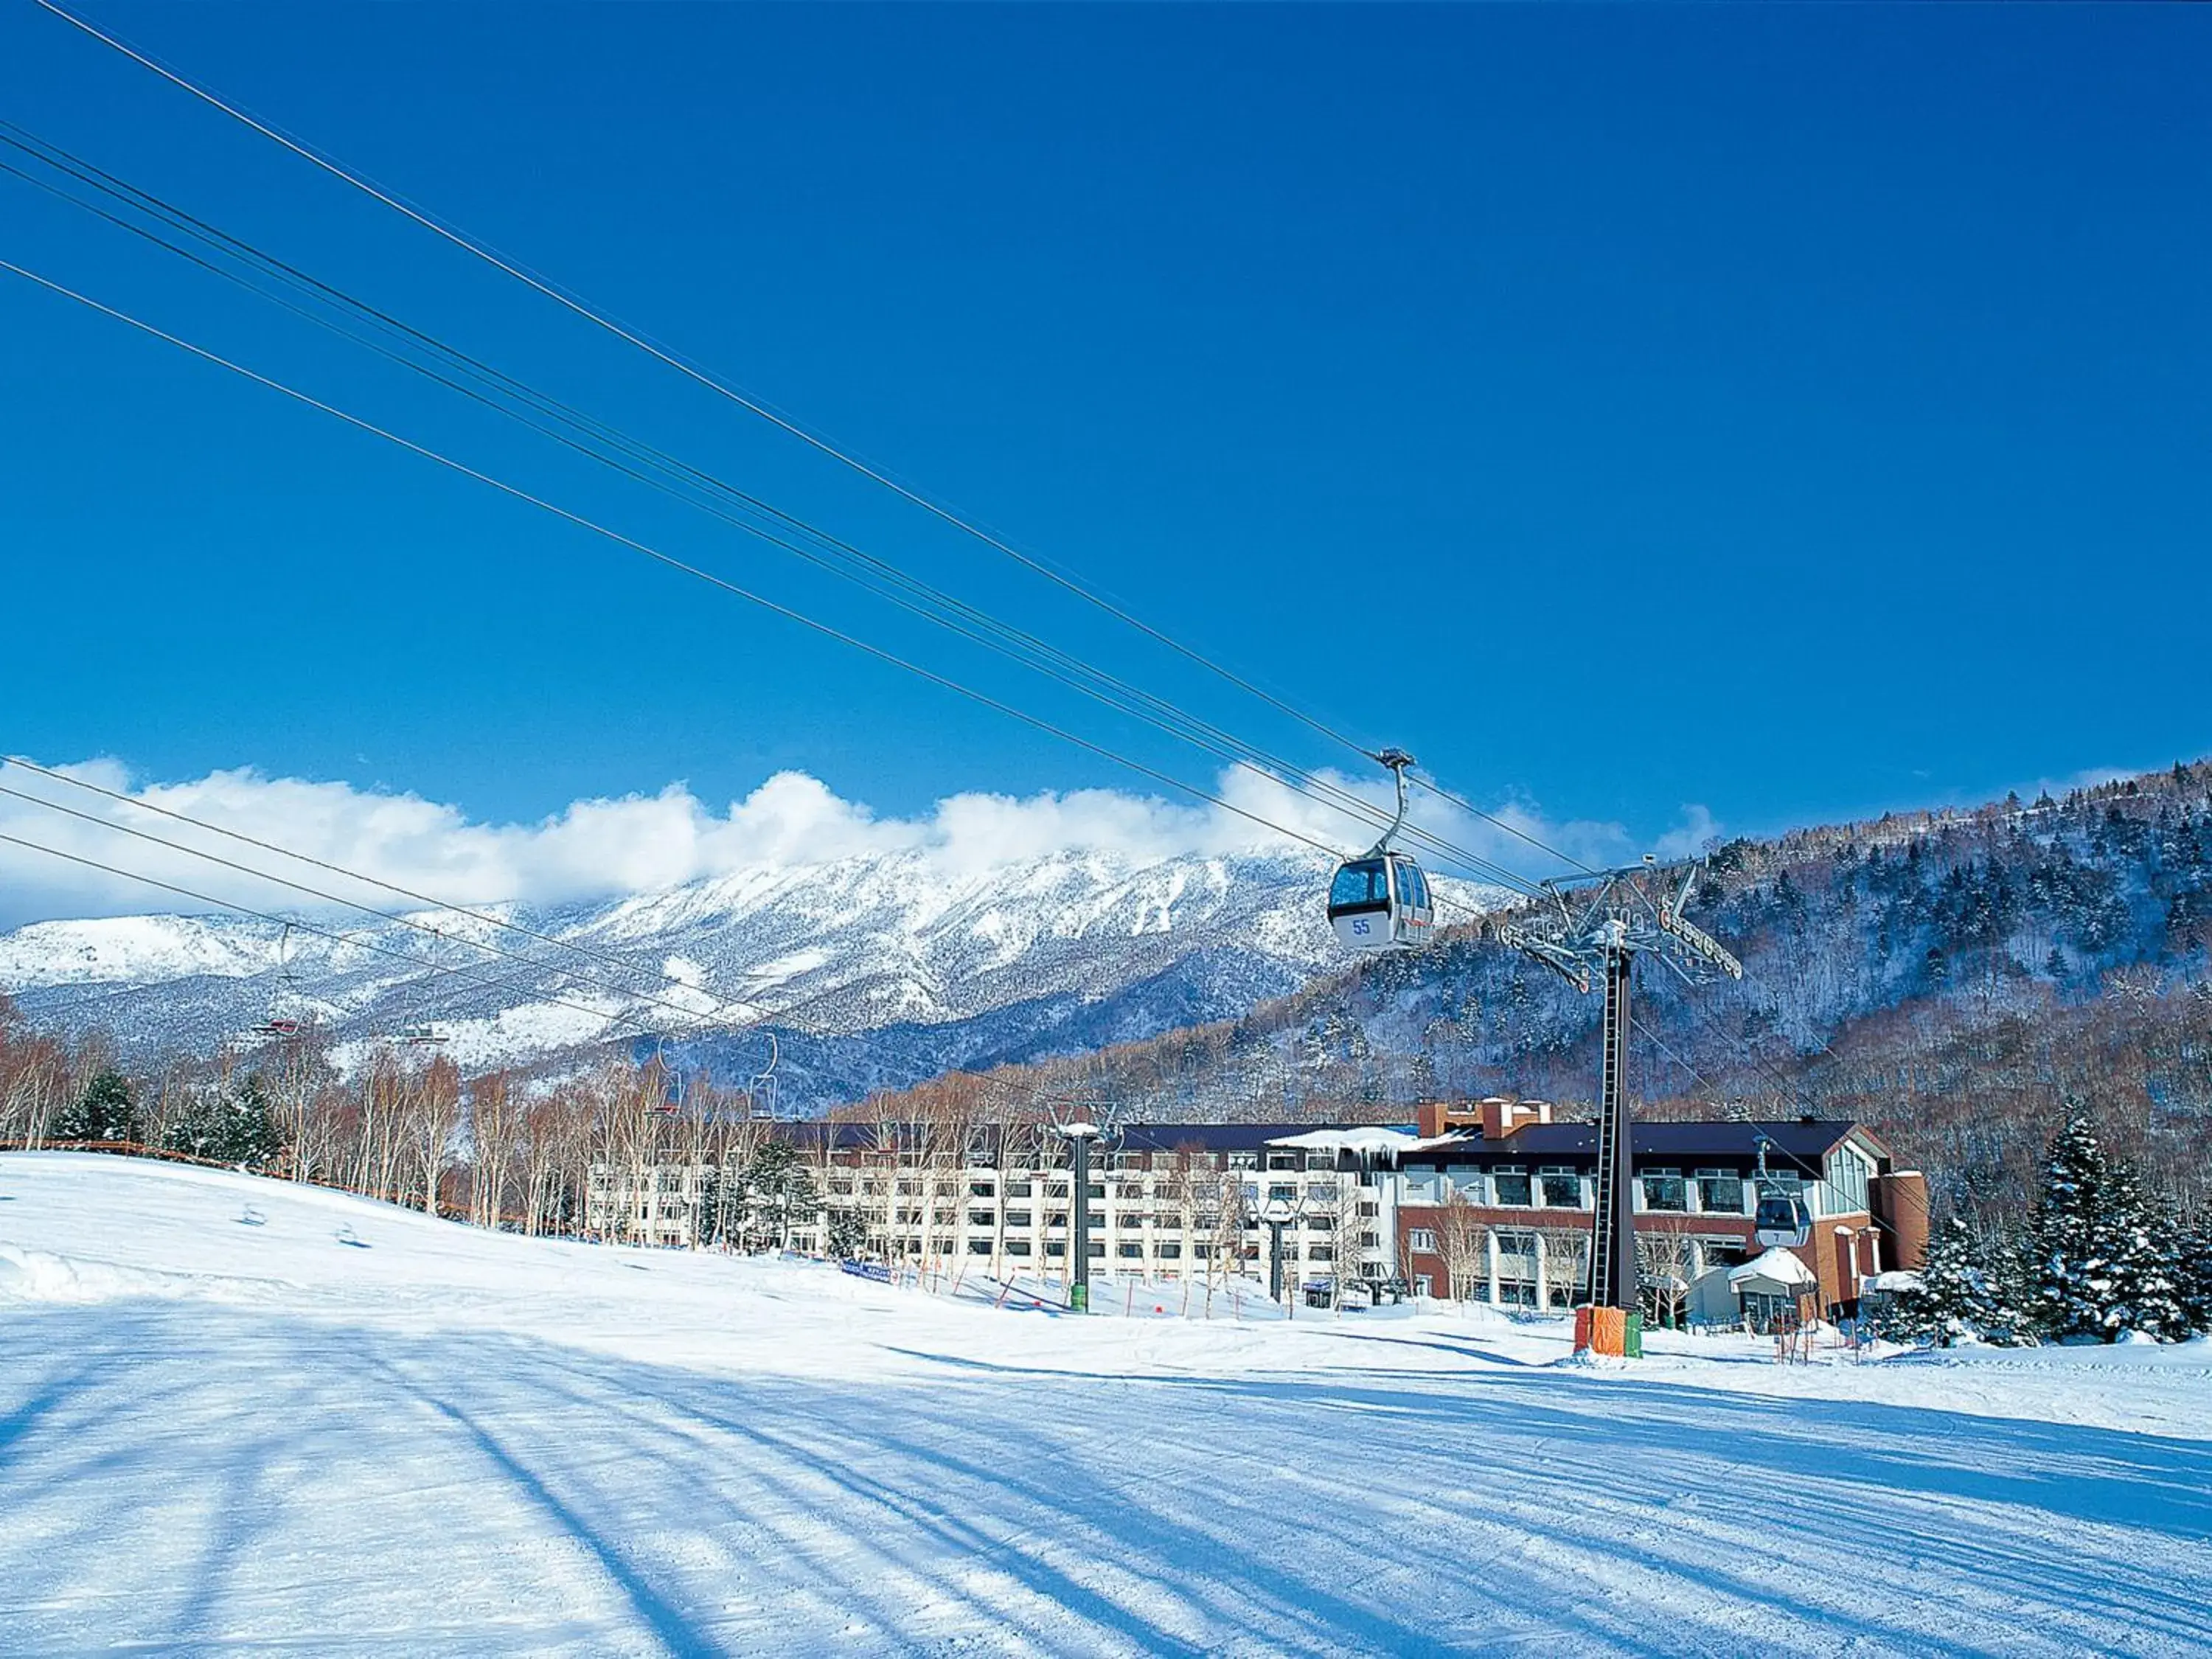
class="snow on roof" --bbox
[1727,1247,1820,1289]
[1865,1270,1924,1293]
[1265,1127,1467,1162]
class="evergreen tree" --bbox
[693,1168,725,1247]
[1978,1220,2043,1346]
[1900,1214,1982,1346]
[2099,1161,2191,1340]
[742,1139,821,1250]
[54,1068,138,1143]
[824,1206,869,1260]
[1902,1214,2038,1346]
[2176,1213,2212,1337]
[2031,1114,2121,1341]
[163,1073,282,1169]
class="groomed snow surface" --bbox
[3,1155,2208,1657]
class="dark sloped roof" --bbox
[776,1121,1396,1155]
[1398,1120,1874,1166]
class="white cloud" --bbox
[0,754,1701,929]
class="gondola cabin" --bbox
[1327,853,1435,950]
[1754,1192,1813,1249]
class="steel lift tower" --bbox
[1500,858,1743,1356]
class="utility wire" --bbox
[1,756,794,1025]
[0,124,1551,898]
[0,830,686,1045]
[27,0,1426,773]
[0,253,1394,879]
[0,782,773,1037]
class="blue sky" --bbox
[4,2,2208,880]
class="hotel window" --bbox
[1046,1241,1066,1258]
[1491,1167,1531,1207]
[1494,1229,1540,1262]
[1226,1151,1259,1170]
[1267,1151,1301,1170]
[1004,1209,1033,1228]
[1006,1239,1032,1257]
[1004,1180,1034,1198]
[1695,1169,1744,1214]
[968,1210,994,1228]
[1193,1242,1214,1259]
[1046,1212,1068,1230]
[1306,1152,1335,1172]
[1310,1245,1335,1262]
[1268,1184,1297,1204]
[969,1181,995,1198]
[1087,1241,1106,1258]
[1537,1166,1584,1208]
[1826,1147,1871,1214]
[1408,1228,1439,1253]
[1641,1169,1688,1212]
[1158,1241,1183,1259]
[967,1239,992,1255]
[1118,1242,1143,1259]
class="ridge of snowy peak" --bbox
[0,843,1383,1092]
[0,912,279,987]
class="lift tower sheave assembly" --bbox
[1498,860,1743,1357]
[1048,1093,1121,1315]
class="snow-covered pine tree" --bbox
[161,1072,282,1170]
[2177,1212,2212,1337]
[2031,1113,2117,1341]
[52,1068,137,1143]
[2099,1160,2191,1340]
[1902,1213,2039,1346]
[1902,1214,1982,1345]
[1980,1219,2042,1346]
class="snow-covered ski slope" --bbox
[2,1155,2207,1658]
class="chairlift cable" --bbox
[0,128,1548,899]
[0,250,1568,933]
[29,0,1387,771]
[0,782,760,1036]
[0,830,692,1043]
[0,756,792,1029]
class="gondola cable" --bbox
[29,0,1391,773]
[0,125,1551,900]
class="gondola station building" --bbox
[1391,1099,1927,1324]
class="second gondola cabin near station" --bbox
[1325,746,1436,950]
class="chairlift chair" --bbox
[1326,748,1436,950]
[252,922,307,1037]
[647,1033,681,1116]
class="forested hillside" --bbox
[900,762,2212,1218]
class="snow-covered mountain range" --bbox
[0,847,1500,1107]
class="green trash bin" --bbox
[1624,1311,1644,1359]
